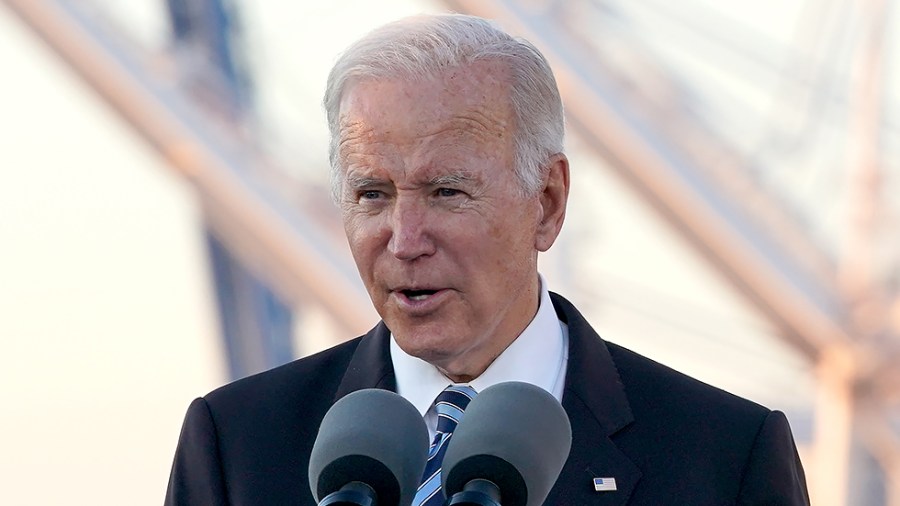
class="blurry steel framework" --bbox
[3,0,899,504]
[0,0,376,340]
[165,0,297,380]
[442,0,899,367]
[442,1,900,505]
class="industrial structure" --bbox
[3,0,897,503]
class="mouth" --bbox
[389,285,453,311]
[388,286,452,316]
[398,288,441,301]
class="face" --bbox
[337,62,568,380]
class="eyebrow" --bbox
[345,175,384,190]
[429,173,476,186]
[345,172,477,190]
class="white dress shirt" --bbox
[390,275,569,438]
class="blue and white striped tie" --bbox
[413,384,478,506]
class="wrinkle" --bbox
[453,111,508,136]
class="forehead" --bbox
[337,61,515,147]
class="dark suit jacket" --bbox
[166,293,809,505]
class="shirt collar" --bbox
[390,275,566,417]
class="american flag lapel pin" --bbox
[593,477,617,492]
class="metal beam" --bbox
[164,0,296,378]
[444,0,857,362]
[0,0,376,338]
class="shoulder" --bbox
[203,336,364,420]
[604,340,777,471]
[553,292,808,501]
[607,340,769,422]
[554,290,769,426]
[608,343,809,502]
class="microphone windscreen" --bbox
[308,388,429,506]
[441,381,572,506]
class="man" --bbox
[166,14,809,505]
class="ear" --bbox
[534,153,570,252]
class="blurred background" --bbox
[0,0,897,504]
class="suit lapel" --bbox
[334,322,396,400]
[330,295,642,504]
[545,293,642,505]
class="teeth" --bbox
[409,294,430,301]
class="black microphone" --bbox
[308,389,429,506]
[441,382,572,506]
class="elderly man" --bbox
[166,14,809,506]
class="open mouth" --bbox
[401,289,439,301]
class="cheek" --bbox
[344,213,383,247]
[343,221,381,277]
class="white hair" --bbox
[323,14,565,200]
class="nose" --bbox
[387,196,435,261]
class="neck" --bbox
[434,278,541,382]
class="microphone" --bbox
[308,389,429,506]
[441,382,572,506]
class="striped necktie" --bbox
[413,384,478,506]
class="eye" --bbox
[359,190,383,200]
[436,188,461,197]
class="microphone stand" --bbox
[445,479,501,506]
[318,482,377,506]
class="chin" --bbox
[394,328,461,363]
